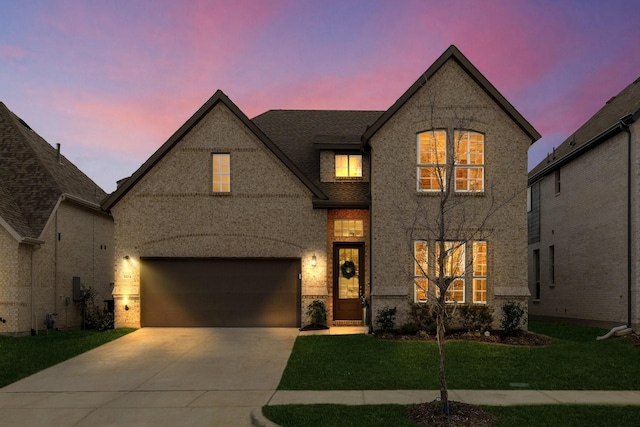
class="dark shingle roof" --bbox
[252,110,383,207]
[0,102,106,240]
[529,76,640,182]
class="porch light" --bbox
[123,255,130,260]
[124,304,129,311]
[311,254,317,267]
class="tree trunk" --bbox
[436,306,450,414]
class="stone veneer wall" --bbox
[111,102,327,328]
[369,58,531,329]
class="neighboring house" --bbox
[102,45,539,329]
[528,76,640,331]
[0,102,114,335]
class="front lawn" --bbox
[263,404,640,427]
[0,328,135,388]
[278,321,639,390]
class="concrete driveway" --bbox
[0,328,299,427]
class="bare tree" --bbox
[402,103,520,413]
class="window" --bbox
[533,249,540,299]
[335,154,362,177]
[212,154,230,192]
[454,131,484,192]
[417,130,484,192]
[554,170,561,194]
[436,242,465,303]
[549,245,555,285]
[417,130,446,191]
[473,242,487,303]
[334,220,364,237]
[414,241,428,302]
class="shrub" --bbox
[80,287,114,331]
[407,302,437,334]
[500,301,526,336]
[459,304,494,333]
[306,300,327,327]
[375,306,397,331]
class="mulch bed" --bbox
[409,400,496,427]
[373,329,553,347]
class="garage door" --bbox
[140,258,301,327]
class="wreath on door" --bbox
[341,260,356,279]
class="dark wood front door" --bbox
[333,244,364,320]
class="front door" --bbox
[333,244,364,320]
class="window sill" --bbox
[335,176,364,181]
[211,192,232,196]
[532,299,541,304]
[416,191,485,197]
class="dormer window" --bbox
[335,154,362,178]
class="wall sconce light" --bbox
[123,255,130,260]
[311,254,317,267]
[124,304,129,311]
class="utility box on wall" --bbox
[72,276,84,301]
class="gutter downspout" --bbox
[622,122,632,328]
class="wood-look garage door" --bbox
[140,258,301,327]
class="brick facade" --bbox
[110,102,327,328]
[0,201,113,335]
[529,122,640,330]
[369,59,531,328]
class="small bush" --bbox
[500,301,526,336]
[306,300,327,327]
[81,287,114,331]
[407,302,437,334]
[375,306,397,331]
[459,304,494,333]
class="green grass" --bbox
[263,404,640,427]
[0,328,136,388]
[278,321,639,390]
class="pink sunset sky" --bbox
[1,0,639,193]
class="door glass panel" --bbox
[338,248,359,299]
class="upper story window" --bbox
[454,131,484,192]
[417,130,446,191]
[212,153,230,192]
[554,169,561,194]
[335,154,362,178]
[417,130,484,193]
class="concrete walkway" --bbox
[0,328,299,427]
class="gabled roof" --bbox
[529,76,640,184]
[362,45,541,147]
[0,102,106,241]
[102,91,328,211]
[252,110,383,208]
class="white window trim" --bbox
[413,241,428,303]
[453,131,485,193]
[212,153,231,193]
[335,154,363,178]
[417,130,447,192]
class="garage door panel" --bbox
[140,258,300,327]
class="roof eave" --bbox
[102,90,327,211]
[528,115,636,185]
[312,199,370,209]
[362,45,541,149]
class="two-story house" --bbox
[102,45,539,329]
[528,76,640,331]
[0,102,114,335]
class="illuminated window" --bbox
[414,241,428,302]
[212,154,230,192]
[454,131,484,192]
[334,220,364,237]
[473,241,487,303]
[436,242,465,303]
[335,154,362,177]
[417,130,484,193]
[417,130,446,191]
